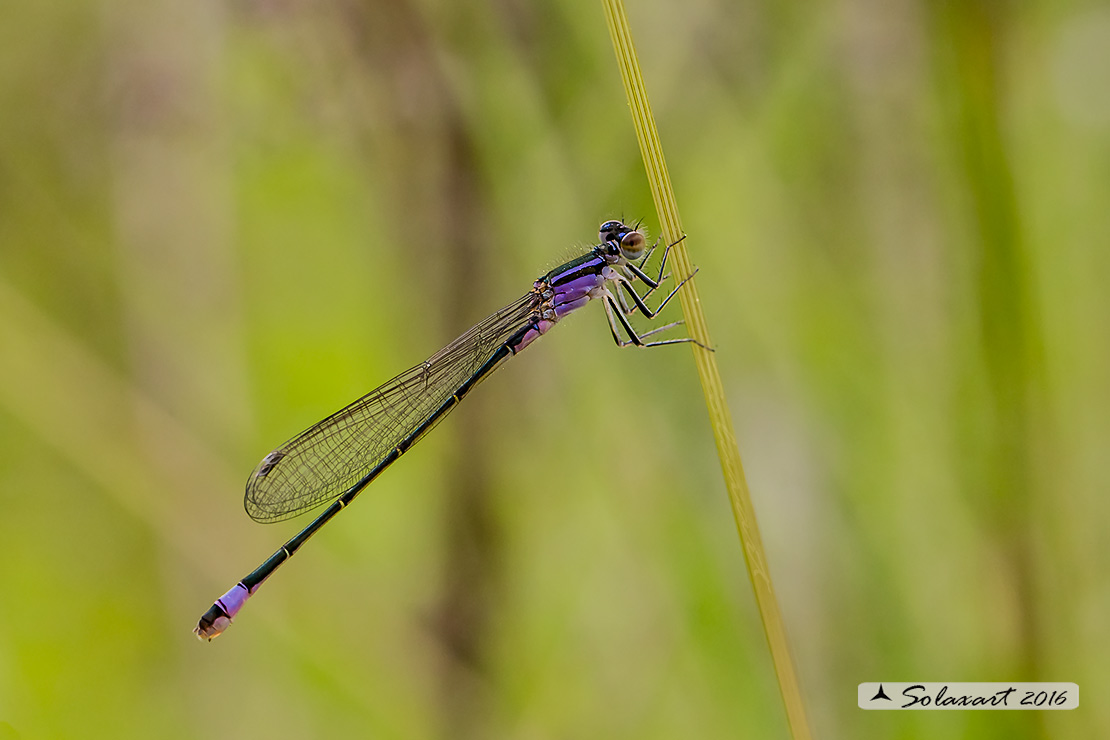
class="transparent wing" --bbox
[244,291,538,522]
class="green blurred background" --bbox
[1,0,1106,738]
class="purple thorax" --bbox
[512,253,608,353]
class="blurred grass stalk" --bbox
[602,2,813,738]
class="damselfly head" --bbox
[598,220,646,262]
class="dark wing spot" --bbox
[256,450,285,477]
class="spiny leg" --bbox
[627,248,665,291]
[636,233,661,270]
[639,320,686,339]
[602,297,684,342]
[618,280,651,316]
[603,295,711,350]
[616,283,633,315]
[624,233,687,315]
[629,233,686,291]
[620,237,685,315]
[619,267,699,320]
[631,218,662,272]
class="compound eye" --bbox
[598,220,624,242]
[619,230,645,260]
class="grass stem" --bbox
[602,3,813,737]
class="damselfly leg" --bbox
[602,263,710,350]
[603,294,706,349]
[627,234,685,294]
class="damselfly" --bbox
[195,220,703,640]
